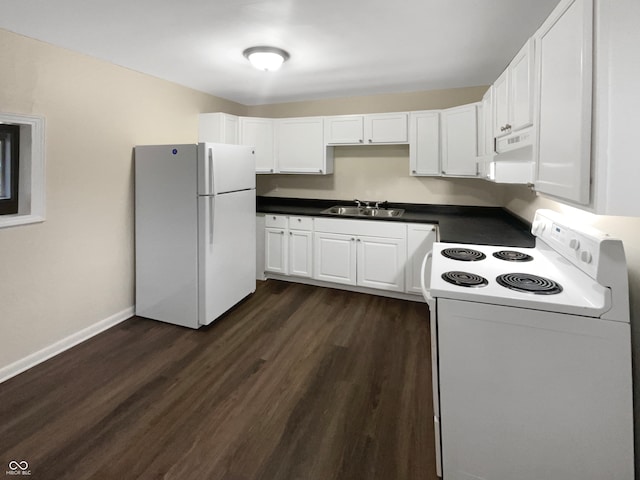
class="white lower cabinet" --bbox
[264,214,436,298]
[288,229,313,278]
[313,232,357,285]
[265,227,287,274]
[313,218,408,293]
[406,224,438,294]
[357,236,406,292]
[265,215,313,277]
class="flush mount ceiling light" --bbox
[243,46,290,72]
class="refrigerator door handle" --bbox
[209,196,214,244]
[208,148,214,195]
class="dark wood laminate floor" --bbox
[0,280,436,480]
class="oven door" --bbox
[421,251,442,477]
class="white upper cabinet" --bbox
[324,113,408,145]
[510,40,535,132]
[409,111,441,176]
[590,0,640,215]
[533,0,592,205]
[493,70,510,137]
[275,117,333,174]
[441,103,479,177]
[239,117,275,174]
[198,113,239,144]
[324,116,365,144]
[365,113,408,144]
[494,39,535,138]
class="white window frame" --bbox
[0,112,45,229]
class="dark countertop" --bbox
[257,196,535,248]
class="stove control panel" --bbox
[533,210,602,280]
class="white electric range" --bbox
[420,209,634,479]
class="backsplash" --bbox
[257,145,508,206]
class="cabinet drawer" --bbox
[265,214,288,229]
[288,216,313,231]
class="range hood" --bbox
[485,127,535,184]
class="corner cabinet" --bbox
[324,113,408,145]
[275,117,333,174]
[533,0,592,205]
[441,103,479,177]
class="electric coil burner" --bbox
[496,272,563,295]
[441,271,488,288]
[441,248,486,261]
[492,250,534,262]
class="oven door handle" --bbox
[420,250,434,307]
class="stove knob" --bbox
[569,238,580,250]
[532,221,546,236]
[580,250,593,264]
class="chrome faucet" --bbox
[354,199,369,208]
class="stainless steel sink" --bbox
[321,205,404,217]
[361,208,404,217]
[323,206,364,215]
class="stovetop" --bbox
[429,242,611,317]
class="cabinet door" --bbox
[324,116,364,144]
[510,39,535,132]
[239,117,275,173]
[365,113,408,144]
[198,113,239,144]
[265,227,287,274]
[493,70,510,137]
[313,232,357,285]
[441,104,479,177]
[409,111,440,176]
[356,236,407,292]
[534,0,592,205]
[481,87,494,157]
[276,117,326,174]
[405,224,437,294]
[289,230,313,278]
[256,214,266,280]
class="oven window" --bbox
[0,123,20,215]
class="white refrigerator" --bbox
[135,143,256,328]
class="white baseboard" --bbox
[0,306,134,384]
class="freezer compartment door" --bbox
[198,143,255,195]
[198,188,256,325]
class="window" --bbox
[0,124,20,215]
[0,112,45,229]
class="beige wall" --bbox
[247,86,489,117]
[258,145,505,205]
[253,86,508,206]
[0,29,246,371]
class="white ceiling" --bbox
[0,0,560,106]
